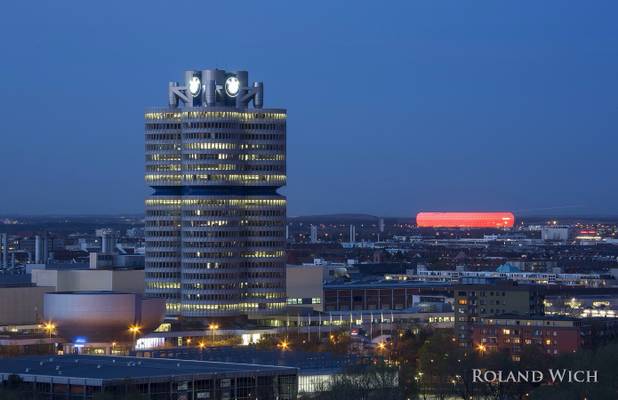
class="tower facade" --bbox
[145,69,287,318]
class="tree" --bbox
[391,328,431,398]
[416,330,464,399]
[529,342,618,399]
[311,362,399,400]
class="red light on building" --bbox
[416,212,515,228]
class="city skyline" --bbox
[1,4,618,397]
[2,1,618,217]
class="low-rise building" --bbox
[0,355,298,399]
[133,347,373,396]
[398,265,615,288]
[31,267,145,293]
[472,315,586,359]
[0,281,53,326]
[454,280,545,348]
[542,226,570,241]
[286,264,324,311]
[323,281,451,312]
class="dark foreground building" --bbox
[0,355,297,399]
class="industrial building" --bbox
[145,69,287,318]
[0,278,52,326]
[30,266,145,293]
[323,281,451,313]
[0,355,298,400]
[133,346,380,396]
[541,225,570,241]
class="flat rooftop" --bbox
[134,346,361,374]
[0,355,296,381]
[0,274,33,287]
[324,280,451,290]
[482,313,580,322]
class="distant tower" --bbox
[43,235,49,263]
[310,225,318,243]
[35,233,50,264]
[35,235,42,264]
[378,218,385,233]
[1,233,7,269]
[349,225,356,243]
[97,229,116,254]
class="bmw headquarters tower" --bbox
[144,69,287,320]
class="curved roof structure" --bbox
[416,212,515,228]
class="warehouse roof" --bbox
[0,355,296,382]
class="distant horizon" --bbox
[2,211,618,220]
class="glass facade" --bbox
[7,374,298,400]
[145,72,287,318]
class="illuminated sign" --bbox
[188,76,201,97]
[225,76,240,97]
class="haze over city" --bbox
[1,1,618,216]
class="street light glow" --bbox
[43,321,56,334]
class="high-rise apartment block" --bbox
[144,69,287,318]
[454,279,545,347]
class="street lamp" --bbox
[129,324,141,348]
[43,321,56,339]
[198,341,205,360]
[476,344,486,354]
[43,321,56,353]
[278,339,290,351]
[208,323,219,343]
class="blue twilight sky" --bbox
[0,1,617,217]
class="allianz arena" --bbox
[44,291,165,343]
[416,212,515,228]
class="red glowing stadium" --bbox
[416,212,515,228]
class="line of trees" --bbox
[304,327,618,399]
[409,330,618,399]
